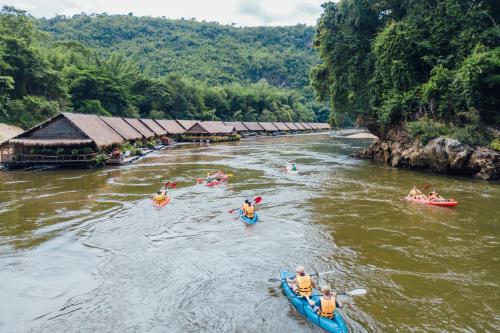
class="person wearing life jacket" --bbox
[242,200,255,218]
[408,186,427,200]
[308,285,340,319]
[291,163,297,172]
[428,191,445,202]
[214,170,225,181]
[286,266,315,298]
[206,172,215,182]
[153,190,167,204]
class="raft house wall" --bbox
[4,116,99,166]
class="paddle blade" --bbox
[347,288,367,296]
[254,196,262,204]
[227,174,233,177]
[228,209,239,214]
[169,182,177,188]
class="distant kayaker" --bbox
[206,171,225,182]
[291,163,297,172]
[242,199,255,218]
[153,190,167,204]
[308,285,341,319]
[286,266,315,298]
[408,186,427,200]
[428,191,445,202]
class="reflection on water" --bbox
[0,134,498,332]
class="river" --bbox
[0,133,498,332]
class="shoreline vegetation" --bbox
[0,6,329,132]
[312,0,499,180]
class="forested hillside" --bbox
[38,14,319,89]
[312,0,499,148]
[0,7,327,129]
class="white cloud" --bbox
[1,0,325,26]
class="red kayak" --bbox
[406,197,458,207]
[206,175,229,186]
[153,196,171,207]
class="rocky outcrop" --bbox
[353,137,499,180]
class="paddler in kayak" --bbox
[205,170,225,182]
[153,190,168,205]
[286,266,315,299]
[428,191,446,202]
[308,285,341,319]
[408,185,427,200]
[241,199,255,218]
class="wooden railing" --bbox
[13,153,97,163]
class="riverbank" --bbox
[353,136,499,180]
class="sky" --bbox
[2,0,327,26]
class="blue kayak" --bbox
[238,209,259,224]
[280,271,348,333]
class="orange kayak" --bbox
[153,195,171,207]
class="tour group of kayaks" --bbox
[151,165,458,332]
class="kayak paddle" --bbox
[228,196,262,214]
[163,181,177,188]
[288,288,367,298]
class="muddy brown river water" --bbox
[0,133,498,332]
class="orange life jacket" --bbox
[154,194,166,203]
[244,205,255,218]
[318,296,336,319]
[296,274,312,296]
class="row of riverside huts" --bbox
[0,112,330,168]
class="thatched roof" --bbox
[241,122,264,131]
[63,113,124,147]
[100,116,142,140]
[141,119,167,135]
[9,138,93,147]
[294,122,306,130]
[0,123,23,144]
[187,121,235,134]
[176,120,199,130]
[258,122,278,131]
[223,121,249,132]
[123,118,155,138]
[284,122,299,130]
[301,122,313,130]
[272,122,289,131]
[155,119,186,134]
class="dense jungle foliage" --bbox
[0,6,327,129]
[312,0,500,146]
